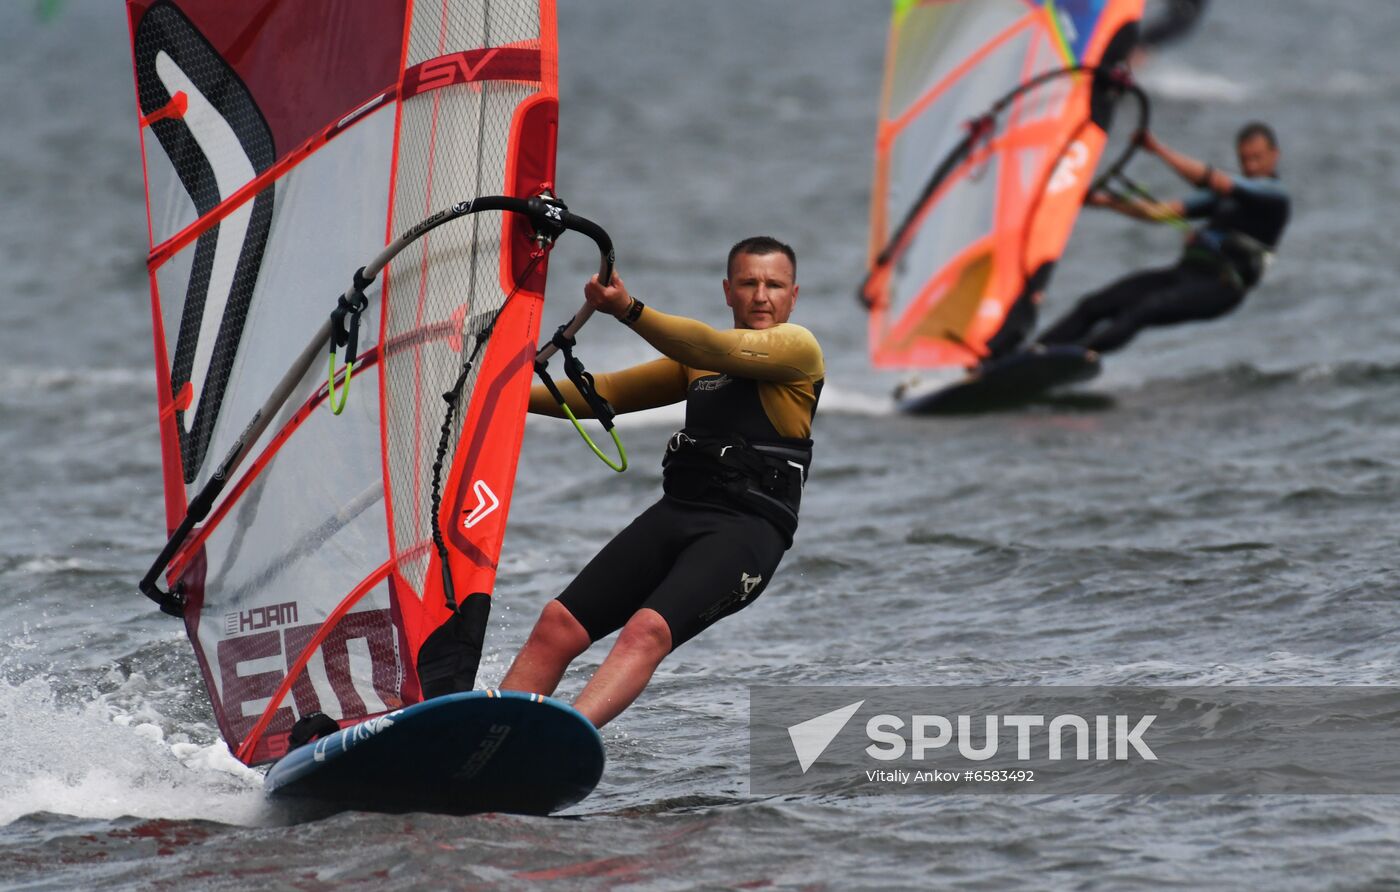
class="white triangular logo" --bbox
[463,480,499,529]
[787,700,864,773]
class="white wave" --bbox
[1141,64,1251,104]
[1142,62,1386,106]
[0,366,149,396]
[0,674,269,828]
[10,555,109,576]
[815,383,896,418]
[1052,653,1400,686]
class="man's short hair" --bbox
[1236,121,1278,149]
[727,236,797,280]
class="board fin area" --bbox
[264,691,605,817]
[895,344,1103,415]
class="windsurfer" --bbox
[500,237,824,728]
[1038,122,1290,354]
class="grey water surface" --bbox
[2,1,1398,889]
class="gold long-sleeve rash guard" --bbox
[529,306,825,439]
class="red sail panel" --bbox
[378,1,558,694]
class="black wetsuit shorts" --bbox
[556,496,787,649]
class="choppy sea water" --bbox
[2,1,1399,889]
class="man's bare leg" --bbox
[499,600,592,696]
[573,608,672,728]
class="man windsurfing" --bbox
[1037,122,1290,354]
[501,237,824,727]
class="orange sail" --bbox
[862,0,1147,369]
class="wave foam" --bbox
[1141,64,1251,104]
[0,674,268,827]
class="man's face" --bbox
[723,251,798,330]
[1237,134,1279,178]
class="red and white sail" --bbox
[127,0,560,764]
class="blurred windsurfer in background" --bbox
[1037,122,1289,355]
[501,238,824,728]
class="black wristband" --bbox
[1198,165,1215,188]
[619,296,645,326]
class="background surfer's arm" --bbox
[1096,191,1190,224]
[630,308,824,384]
[1151,137,1236,195]
[529,358,689,418]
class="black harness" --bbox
[1184,231,1273,291]
[661,429,812,545]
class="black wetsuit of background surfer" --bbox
[1141,0,1209,48]
[1039,173,1290,354]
